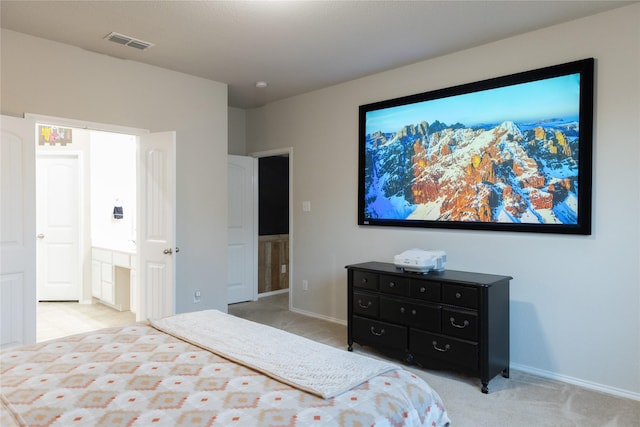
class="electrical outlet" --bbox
[302,280,308,291]
[194,290,201,303]
[281,264,287,274]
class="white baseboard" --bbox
[283,303,640,402]
[510,362,640,401]
[257,289,289,298]
[289,306,347,326]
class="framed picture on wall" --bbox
[358,58,594,235]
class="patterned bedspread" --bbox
[1,321,450,426]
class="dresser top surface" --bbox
[346,261,512,286]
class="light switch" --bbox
[302,201,311,212]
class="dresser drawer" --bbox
[353,291,379,318]
[352,316,407,352]
[379,275,410,296]
[353,270,378,290]
[380,297,441,332]
[443,284,478,309]
[410,330,478,371]
[442,308,478,341]
[410,280,441,302]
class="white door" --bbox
[1,115,36,348]
[138,131,176,321]
[227,155,257,304]
[36,155,80,301]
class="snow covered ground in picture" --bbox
[363,73,584,225]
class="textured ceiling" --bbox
[1,1,633,108]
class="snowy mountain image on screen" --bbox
[363,118,580,224]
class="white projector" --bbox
[393,249,447,273]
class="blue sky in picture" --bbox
[365,73,581,135]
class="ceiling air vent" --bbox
[105,32,154,50]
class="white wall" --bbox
[246,4,640,398]
[90,132,137,247]
[228,107,247,155]
[1,29,229,314]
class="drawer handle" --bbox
[361,278,368,284]
[455,292,462,299]
[370,327,385,337]
[420,287,426,293]
[400,307,405,313]
[450,317,470,329]
[432,341,451,352]
[388,281,395,288]
[358,300,372,309]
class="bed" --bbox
[1,310,450,426]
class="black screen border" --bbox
[358,58,594,235]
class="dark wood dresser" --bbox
[346,261,511,393]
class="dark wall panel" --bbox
[259,156,289,235]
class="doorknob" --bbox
[37,233,45,239]
[163,248,173,255]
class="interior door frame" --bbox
[249,147,293,309]
[26,113,151,309]
[35,151,83,302]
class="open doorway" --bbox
[35,123,138,342]
[257,155,290,296]
[1,114,176,347]
[227,149,292,310]
[251,148,293,310]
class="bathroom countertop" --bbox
[92,242,137,255]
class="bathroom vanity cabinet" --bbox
[91,247,135,311]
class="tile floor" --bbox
[37,300,136,342]
[35,293,289,342]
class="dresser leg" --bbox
[502,367,510,378]
[348,344,353,351]
[481,381,489,394]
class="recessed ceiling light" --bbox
[255,81,268,88]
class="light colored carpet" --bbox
[229,293,640,427]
